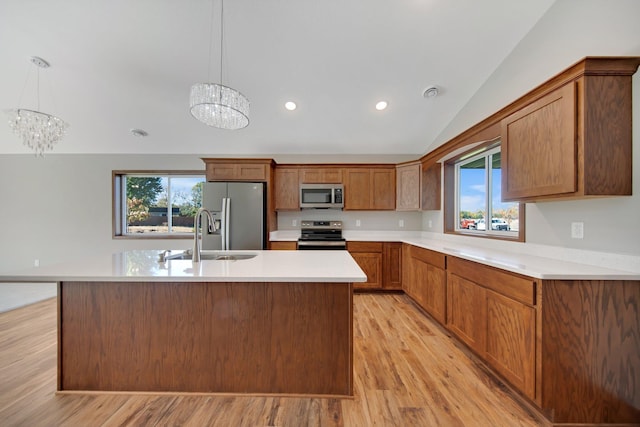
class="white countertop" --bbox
[270,230,640,280]
[0,250,367,283]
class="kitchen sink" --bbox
[164,251,257,261]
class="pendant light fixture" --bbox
[190,0,250,130]
[6,56,69,156]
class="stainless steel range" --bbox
[297,220,347,250]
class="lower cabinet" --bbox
[401,244,640,425]
[447,256,536,400]
[269,241,297,250]
[402,244,446,324]
[348,242,383,290]
[348,242,402,290]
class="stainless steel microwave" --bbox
[299,184,344,209]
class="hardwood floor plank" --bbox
[0,294,544,426]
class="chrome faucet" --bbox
[193,208,216,263]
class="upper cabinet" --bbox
[501,57,640,202]
[344,167,395,210]
[299,168,343,184]
[203,159,272,182]
[396,162,421,211]
[274,168,299,210]
[421,162,441,211]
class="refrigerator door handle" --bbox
[223,197,231,250]
[221,198,227,250]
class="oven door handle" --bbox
[297,241,346,247]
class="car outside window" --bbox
[453,144,521,239]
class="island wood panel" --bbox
[58,281,352,396]
[541,279,640,424]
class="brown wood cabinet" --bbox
[348,241,402,290]
[402,244,446,324]
[347,242,383,290]
[299,167,343,184]
[203,159,272,182]
[421,162,441,211]
[501,57,640,201]
[382,242,402,290]
[344,167,395,210]
[396,162,421,211]
[274,168,299,210]
[447,256,536,400]
[269,241,297,250]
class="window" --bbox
[448,142,523,240]
[113,172,205,238]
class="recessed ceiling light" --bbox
[375,101,388,111]
[285,101,297,111]
[423,86,439,98]
[130,129,148,137]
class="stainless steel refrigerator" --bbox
[201,182,266,250]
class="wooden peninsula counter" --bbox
[3,250,366,397]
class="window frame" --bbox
[444,141,525,242]
[112,170,206,239]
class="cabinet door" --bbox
[382,242,402,290]
[447,273,486,354]
[300,168,343,183]
[344,169,371,210]
[205,162,268,181]
[421,162,441,211]
[413,259,446,324]
[396,163,421,211]
[502,82,576,200]
[485,290,535,400]
[350,252,382,289]
[402,244,415,296]
[371,168,395,210]
[275,168,300,210]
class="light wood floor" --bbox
[0,294,543,426]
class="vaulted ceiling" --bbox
[0,0,557,156]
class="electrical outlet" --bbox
[428,220,432,228]
[34,259,40,267]
[571,222,584,239]
[399,219,404,228]
[356,219,361,227]
[292,219,297,227]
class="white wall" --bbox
[422,0,640,257]
[0,154,204,273]
[278,210,422,231]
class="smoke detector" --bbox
[423,86,439,98]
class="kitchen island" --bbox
[1,250,366,397]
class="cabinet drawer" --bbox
[448,257,535,306]
[347,241,383,253]
[409,245,446,269]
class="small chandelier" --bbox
[190,0,249,130]
[6,56,69,156]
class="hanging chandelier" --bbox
[190,0,249,130]
[6,56,69,156]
